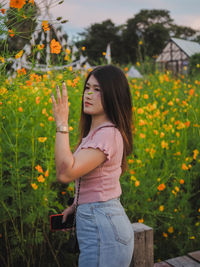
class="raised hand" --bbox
[51,82,69,127]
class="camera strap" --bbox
[71,177,81,235]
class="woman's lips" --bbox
[84,102,92,106]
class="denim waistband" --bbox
[78,197,121,208]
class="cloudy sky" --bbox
[5,0,200,40]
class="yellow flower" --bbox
[15,50,23,59]
[67,80,72,86]
[67,186,74,192]
[38,137,47,143]
[65,48,71,54]
[159,205,164,212]
[143,94,149,99]
[0,56,5,63]
[82,46,86,51]
[31,183,38,190]
[197,64,200,68]
[138,218,144,223]
[139,40,143,45]
[64,55,69,61]
[161,140,168,149]
[175,186,179,192]
[37,175,45,183]
[168,101,173,106]
[136,62,140,66]
[168,226,174,233]
[189,236,195,240]
[130,176,136,181]
[69,66,72,71]
[69,126,73,131]
[160,132,165,138]
[102,52,106,56]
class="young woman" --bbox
[51,65,134,267]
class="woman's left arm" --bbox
[51,83,106,184]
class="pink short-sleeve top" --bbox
[73,121,123,205]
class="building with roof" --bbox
[156,37,200,74]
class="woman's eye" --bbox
[95,88,100,92]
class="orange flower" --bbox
[189,89,194,96]
[48,116,54,121]
[10,0,26,9]
[35,164,43,173]
[140,133,146,139]
[193,149,199,160]
[9,29,15,37]
[0,8,6,14]
[138,218,144,223]
[37,175,45,183]
[17,68,26,75]
[50,39,61,54]
[26,80,32,86]
[45,170,49,177]
[37,44,44,50]
[35,96,40,104]
[31,183,38,190]
[157,183,166,191]
[18,107,23,112]
[184,121,190,128]
[182,163,188,170]
[163,232,168,238]
[42,21,50,32]
[29,0,34,4]
[135,180,140,187]
[180,179,184,184]
[168,226,174,234]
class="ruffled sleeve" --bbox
[80,127,116,161]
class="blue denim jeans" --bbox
[76,198,134,267]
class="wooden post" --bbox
[129,223,154,267]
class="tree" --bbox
[77,19,123,65]
[170,24,197,39]
[122,9,173,62]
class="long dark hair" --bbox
[77,64,134,173]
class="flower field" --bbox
[0,67,200,266]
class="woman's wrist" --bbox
[56,125,69,133]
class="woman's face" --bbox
[83,75,105,116]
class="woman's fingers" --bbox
[56,85,62,104]
[62,82,68,106]
[51,92,56,106]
